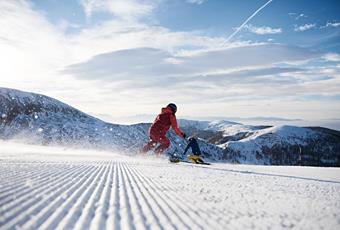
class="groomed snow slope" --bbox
[1,141,340,230]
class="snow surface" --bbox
[1,141,340,230]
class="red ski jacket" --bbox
[149,107,184,138]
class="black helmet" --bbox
[167,103,177,114]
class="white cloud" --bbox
[1,0,339,121]
[0,0,228,116]
[296,13,306,20]
[289,13,307,20]
[323,53,340,62]
[0,1,68,82]
[321,22,340,28]
[244,24,282,35]
[186,0,205,4]
[80,0,106,18]
[80,0,157,20]
[294,23,316,32]
[65,44,317,80]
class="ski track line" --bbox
[129,166,185,230]
[24,166,97,229]
[117,162,136,230]
[50,163,107,230]
[0,163,88,219]
[0,163,70,200]
[122,162,166,230]
[148,169,208,216]
[26,162,102,230]
[177,164,251,227]
[0,162,88,210]
[146,164,226,227]
[0,163,93,229]
[72,162,111,230]
[127,164,195,230]
[120,163,149,230]
[109,162,120,229]
[131,165,208,230]
[18,164,96,230]
[0,164,48,190]
[122,163,164,230]
[131,163,227,229]
[89,163,114,229]
[125,164,177,230]
[0,163,86,207]
[0,162,87,193]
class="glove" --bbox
[182,133,187,139]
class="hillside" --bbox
[0,87,220,158]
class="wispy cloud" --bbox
[65,44,318,85]
[244,24,282,35]
[186,0,205,4]
[288,13,307,20]
[80,0,157,20]
[321,22,340,28]
[323,53,340,62]
[294,23,316,32]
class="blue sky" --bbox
[32,0,340,51]
[0,0,340,128]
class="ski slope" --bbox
[0,142,340,230]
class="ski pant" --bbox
[142,133,170,154]
[183,137,202,156]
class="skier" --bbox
[142,103,186,155]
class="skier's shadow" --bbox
[193,166,340,185]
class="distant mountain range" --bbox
[104,114,340,131]
[1,87,339,166]
[179,119,340,166]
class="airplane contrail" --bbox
[222,0,274,46]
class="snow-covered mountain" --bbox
[222,125,340,166]
[0,87,149,152]
[0,87,220,157]
[179,119,340,166]
[178,119,269,142]
[1,87,339,166]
